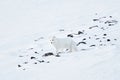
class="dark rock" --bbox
[90,45,96,47]
[77,42,87,46]
[93,19,99,21]
[103,34,107,36]
[23,68,26,70]
[108,24,113,26]
[38,60,45,63]
[31,57,36,59]
[55,54,60,57]
[24,62,28,64]
[89,25,98,29]
[89,37,91,39]
[78,31,84,35]
[19,55,24,57]
[18,65,22,67]
[96,38,100,40]
[94,35,97,37]
[103,37,106,39]
[105,20,118,26]
[59,29,64,32]
[99,40,102,42]
[107,39,111,42]
[81,49,87,51]
[34,62,37,64]
[29,48,34,50]
[43,52,54,57]
[67,34,73,38]
[109,16,112,18]
[47,61,50,63]
[35,51,39,54]
[114,39,117,41]
[82,38,86,41]
[99,44,103,46]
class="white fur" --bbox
[50,36,77,54]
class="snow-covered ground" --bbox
[0,0,120,80]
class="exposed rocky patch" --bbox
[17,15,118,70]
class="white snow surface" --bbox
[0,0,120,80]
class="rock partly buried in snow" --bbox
[42,52,54,57]
[89,25,98,29]
[37,60,45,63]
[93,19,99,21]
[34,51,39,54]
[59,29,65,32]
[24,62,28,64]
[103,34,107,36]
[18,65,22,67]
[34,37,44,42]
[19,55,24,57]
[55,54,60,57]
[105,20,118,26]
[77,41,87,46]
[34,62,37,64]
[78,31,84,35]
[107,39,111,42]
[67,34,74,38]
[30,57,36,59]
[82,38,86,41]
[89,45,96,47]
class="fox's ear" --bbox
[49,36,55,40]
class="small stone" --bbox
[99,40,102,42]
[23,68,26,70]
[35,51,39,54]
[19,55,24,57]
[89,37,91,39]
[103,37,106,39]
[34,62,37,64]
[90,45,96,47]
[18,65,22,67]
[31,57,36,59]
[93,19,99,21]
[103,34,107,36]
[107,39,110,42]
[55,54,60,57]
[109,16,112,18]
[29,48,33,50]
[59,29,64,31]
[96,38,100,40]
[99,44,103,46]
[94,35,97,37]
[24,62,28,64]
[83,38,86,40]
[47,61,50,63]
[38,60,45,63]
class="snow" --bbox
[0,0,120,80]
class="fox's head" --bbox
[50,36,56,44]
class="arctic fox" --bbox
[50,36,77,54]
